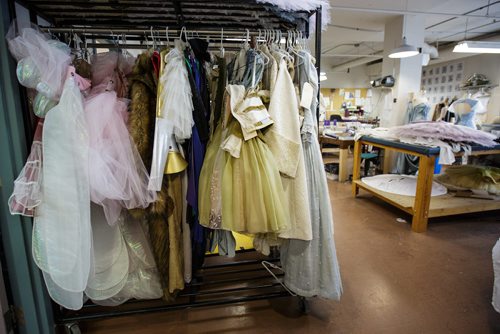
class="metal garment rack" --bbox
[9,1,323,332]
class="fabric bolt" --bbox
[281,50,342,299]
[265,58,312,241]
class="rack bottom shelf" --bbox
[354,180,500,218]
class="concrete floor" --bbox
[82,181,500,334]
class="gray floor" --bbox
[83,181,500,334]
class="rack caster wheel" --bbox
[64,322,81,334]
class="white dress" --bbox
[280,51,342,299]
[32,75,91,310]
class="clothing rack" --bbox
[39,27,310,51]
[8,1,323,333]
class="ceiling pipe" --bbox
[330,51,383,71]
[329,5,500,19]
[421,42,439,59]
[323,54,382,58]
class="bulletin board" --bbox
[321,88,369,115]
[421,61,464,104]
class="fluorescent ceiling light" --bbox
[388,37,419,58]
[453,41,500,54]
[320,73,327,81]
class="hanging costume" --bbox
[281,50,342,299]
[264,58,312,241]
[128,52,183,300]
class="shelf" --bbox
[354,180,500,218]
[459,84,498,90]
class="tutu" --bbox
[6,21,72,99]
[85,205,130,301]
[85,89,157,226]
[8,119,44,217]
[90,213,162,306]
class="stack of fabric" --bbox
[435,165,500,197]
[356,121,498,164]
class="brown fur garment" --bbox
[127,51,176,301]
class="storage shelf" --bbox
[354,180,500,218]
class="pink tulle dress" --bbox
[84,52,156,226]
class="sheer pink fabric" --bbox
[84,73,156,226]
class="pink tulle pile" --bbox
[389,121,498,147]
[85,52,156,225]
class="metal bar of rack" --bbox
[9,1,323,332]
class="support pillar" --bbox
[380,15,425,127]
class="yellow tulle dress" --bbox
[199,85,289,235]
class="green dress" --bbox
[199,85,289,235]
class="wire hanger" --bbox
[220,28,225,57]
[165,26,170,48]
[150,27,157,50]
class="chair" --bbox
[329,114,343,122]
[361,146,380,176]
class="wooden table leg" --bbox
[339,148,348,182]
[383,150,392,174]
[352,140,362,196]
[412,155,435,232]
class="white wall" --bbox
[321,66,371,88]
[427,53,500,122]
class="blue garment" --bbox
[396,101,431,174]
[280,50,342,300]
[185,54,209,272]
[450,98,481,129]
[405,102,431,123]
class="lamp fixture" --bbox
[453,41,500,54]
[388,37,419,58]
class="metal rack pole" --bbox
[315,6,322,124]
[39,26,295,36]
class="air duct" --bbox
[421,42,439,59]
